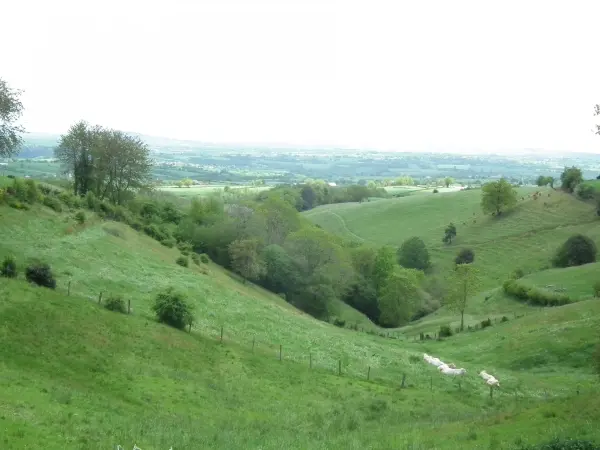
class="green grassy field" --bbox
[2,197,600,448]
[304,187,600,289]
[157,185,270,200]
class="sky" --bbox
[2,0,600,153]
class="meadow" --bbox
[2,181,600,449]
[157,184,269,200]
[304,186,600,289]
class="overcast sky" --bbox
[3,0,600,152]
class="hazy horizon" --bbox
[4,0,600,154]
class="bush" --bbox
[512,268,525,279]
[8,199,29,210]
[176,255,189,267]
[200,253,210,264]
[161,237,177,248]
[74,210,86,225]
[503,279,570,306]
[85,191,98,210]
[480,318,492,329]
[594,281,600,298]
[191,253,200,265]
[594,343,600,378]
[8,178,27,201]
[455,248,475,265]
[143,223,168,242]
[433,189,439,193]
[59,191,79,209]
[1,255,18,278]
[104,295,127,314]
[552,234,597,268]
[439,325,453,337]
[25,179,40,203]
[25,262,56,289]
[501,315,509,323]
[152,287,194,330]
[43,195,63,212]
[333,318,346,327]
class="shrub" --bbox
[8,178,27,201]
[25,179,40,203]
[433,189,439,193]
[333,318,346,327]
[503,279,571,306]
[176,255,189,267]
[8,199,29,210]
[1,255,18,278]
[200,253,210,264]
[143,223,168,242]
[161,237,177,248]
[594,343,600,378]
[552,234,597,268]
[191,253,200,265]
[74,210,86,225]
[152,287,194,330]
[25,262,56,289]
[594,281,600,298]
[43,195,63,212]
[455,248,475,265]
[519,438,600,450]
[0,187,5,203]
[501,316,509,323]
[59,191,79,208]
[439,325,453,337]
[104,295,127,313]
[85,191,98,210]
[512,268,525,279]
[480,318,492,329]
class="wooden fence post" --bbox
[220,326,223,343]
[367,366,370,381]
[430,376,433,391]
[279,345,282,361]
[98,291,103,304]
[67,281,71,296]
[489,386,493,399]
[338,360,341,376]
[401,373,406,388]
[128,299,131,314]
[188,322,192,333]
[309,353,312,369]
[252,337,255,353]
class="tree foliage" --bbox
[552,234,597,268]
[228,238,265,282]
[442,223,457,244]
[54,121,153,202]
[560,166,583,193]
[0,78,25,158]
[536,175,554,188]
[152,287,194,330]
[444,177,454,188]
[397,237,430,271]
[445,264,480,331]
[372,246,397,294]
[481,178,517,215]
[378,268,423,327]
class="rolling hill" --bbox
[304,187,600,289]
[1,184,600,449]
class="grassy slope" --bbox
[519,262,600,301]
[2,202,600,448]
[304,187,600,289]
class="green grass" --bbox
[2,202,600,448]
[518,262,600,301]
[157,185,269,199]
[304,187,600,289]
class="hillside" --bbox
[1,194,600,448]
[304,187,600,289]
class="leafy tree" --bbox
[260,244,300,294]
[445,264,480,331]
[228,238,265,282]
[481,178,517,215]
[536,175,554,188]
[378,268,423,327]
[444,177,454,188]
[0,78,25,158]
[372,246,397,294]
[25,262,56,289]
[442,223,457,244]
[342,279,380,323]
[181,178,193,188]
[455,248,475,265]
[560,166,583,193]
[552,234,597,268]
[349,245,377,280]
[397,237,430,271]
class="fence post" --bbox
[188,322,192,333]
[98,291,103,304]
[67,281,71,296]
[367,366,370,381]
[309,353,312,369]
[430,376,433,391]
[401,373,406,388]
[279,345,282,361]
[252,337,255,353]
[338,360,341,376]
[220,326,223,343]
[489,386,493,399]
[128,299,131,314]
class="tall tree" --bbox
[372,246,397,294]
[228,238,265,282]
[397,237,430,271]
[442,223,457,244]
[444,177,454,188]
[560,166,583,193]
[445,264,480,331]
[481,178,517,215]
[378,268,423,327]
[0,78,25,158]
